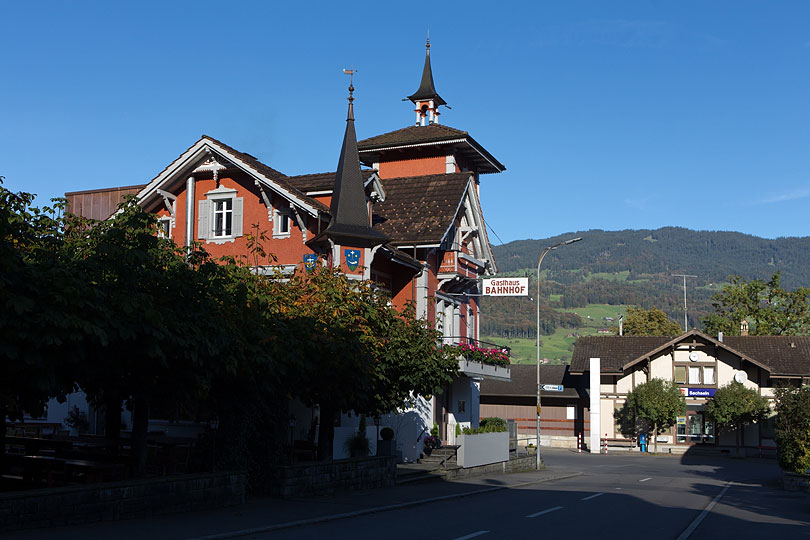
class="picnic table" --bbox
[5,436,74,456]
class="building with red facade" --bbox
[65,42,510,461]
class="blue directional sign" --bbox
[541,384,564,392]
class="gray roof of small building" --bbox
[480,364,586,400]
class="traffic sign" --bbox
[541,384,564,392]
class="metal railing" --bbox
[441,336,511,355]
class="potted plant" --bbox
[377,427,396,456]
[65,406,89,435]
[345,416,370,458]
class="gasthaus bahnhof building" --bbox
[568,329,810,453]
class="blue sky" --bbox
[2,1,809,243]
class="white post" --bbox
[185,176,195,250]
[589,357,601,454]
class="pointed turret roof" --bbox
[406,39,447,107]
[322,81,388,246]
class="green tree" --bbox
[615,378,685,453]
[703,272,810,336]
[705,381,770,455]
[618,307,683,336]
[63,199,272,474]
[261,265,458,460]
[773,385,810,474]
[0,184,98,460]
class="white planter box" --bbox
[457,432,509,468]
[458,359,511,382]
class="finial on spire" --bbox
[426,30,430,50]
[343,68,357,120]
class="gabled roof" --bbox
[357,124,505,174]
[570,330,810,377]
[724,336,810,377]
[136,135,327,217]
[372,172,470,245]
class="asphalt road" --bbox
[256,449,809,540]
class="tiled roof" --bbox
[357,124,469,149]
[357,124,505,175]
[724,336,810,377]
[480,364,585,400]
[287,170,376,193]
[570,331,810,377]
[373,172,470,245]
[201,135,329,214]
[570,336,671,374]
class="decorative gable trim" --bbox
[621,329,771,373]
[438,176,496,275]
[134,138,322,219]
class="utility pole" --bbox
[672,274,697,331]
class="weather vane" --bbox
[342,68,357,101]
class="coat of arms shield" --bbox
[344,249,360,271]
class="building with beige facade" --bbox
[569,330,810,453]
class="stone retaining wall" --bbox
[444,455,538,480]
[782,471,810,492]
[267,456,396,497]
[0,471,245,533]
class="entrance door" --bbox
[688,413,703,443]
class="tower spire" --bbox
[323,74,387,247]
[406,37,447,126]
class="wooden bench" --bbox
[604,438,636,451]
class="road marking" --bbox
[639,477,652,482]
[187,473,584,540]
[527,506,564,518]
[582,492,605,501]
[676,482,733,540]
[453,531,490,540]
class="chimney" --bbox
[619,315,623,336]
[740,319,749,336]
[718,331,723,342]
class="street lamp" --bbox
[536,237,582,470]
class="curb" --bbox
[186,471,583,540]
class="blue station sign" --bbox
[687,388,716,397]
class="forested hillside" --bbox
[481,227,810,340]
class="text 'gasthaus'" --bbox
[482,277,529,296]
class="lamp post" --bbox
[536,237,582,470]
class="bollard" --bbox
[604,433,608,454]
[577,432,582,453]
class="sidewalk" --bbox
[5,468,581,540]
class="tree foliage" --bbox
[256,265,458,459]
[705,381,770,454]
[618,307,683,336]
[2,185,459,476]
[703,272,810,336]
[615,378,685,453]
[773,385,810,474]
[0,184,100,456]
